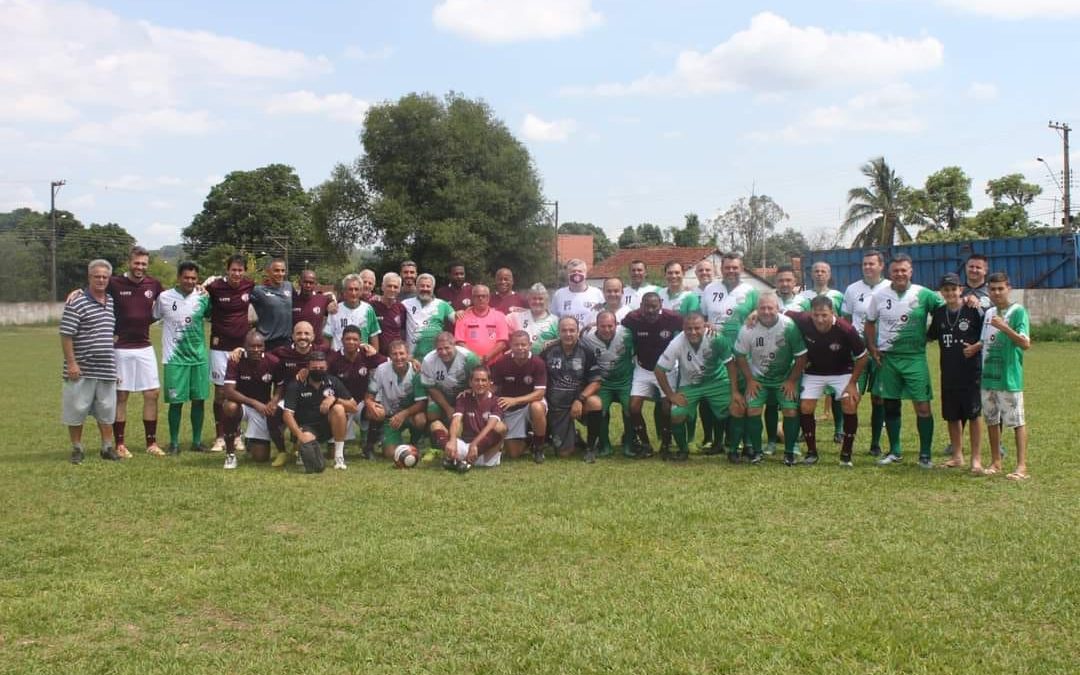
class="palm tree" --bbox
[841,157,913,247]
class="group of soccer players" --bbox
[59,246,1031,479]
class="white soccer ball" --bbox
[394,444,420,469]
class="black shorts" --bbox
[301,419,333,442]
[941,386,981,422]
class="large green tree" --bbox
[841,157,913,247]
[308,160,374,260]
[183,164,315,266]
[671,212,708,247]
[909,166,973,231]
[559,222,616,262]
[359,92,551,283]
[709,195,788,261]
[763,227,810,266]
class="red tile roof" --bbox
[589,246,718,279]
[557,235,594,268]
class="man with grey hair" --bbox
[509,283,560,355]
[324,273,380,352]
[402,273,455,358]
[60,259,119,464]
[358,269,377,301]
[550,258,604,329]
[371,271,406,356]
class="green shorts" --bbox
[874,352,933,402]
[746,382,799,411]
[163,362,210,404]
[599,384,631,417]
[858,358,878,395]
[382,420,418,448]
[671,381,731,420]
[426,400,453,422]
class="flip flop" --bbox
[941,459,964,468]
[981,467,999,476]
[1006,472,1030,481]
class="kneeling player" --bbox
[418,332,480,450]
[282,351,358,471]
[365,340,427,459]
[222,330,284,469]
[328,326,386,459]
[491,330,548,462]
[540,316,604,462]
[580,310,635,457]
[444,366,507,472]
[654,312,739,462]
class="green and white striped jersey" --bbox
[980,303,1029,392]
[798,288,844,315]
[842,279,890,336]
[701,281,760,343]
[418,346,481,400]
[864,284,944,354]
[658,287,701,316]
[154,288,210,366]
[509,309,560,355]
[402,297,455,357]
[656,333,734,387]
[324,301,381,351]
[580,325,636,390]
[734,314,807,386]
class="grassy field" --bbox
[1,324,1077,674]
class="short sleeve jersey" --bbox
[963,284,993,312]
[269,344,313,387]
[541,342,601,409]
[369,298,406,355]
[734,314,808,386]
[367,361,419,415]
[109,274,164,349]
[789,313,866,376]
[864,284,944,354]
[59,290,116,379]
[283,374,350,428]
[454,308,508,359]
[292,292,333,340]
[327,349,386,401]
[656,333,733,387]
[490,355,547,411]
[437,283,473,311]
[324,301,381,352]
[798,288,844,315]
[701,281,760,342]
[207,278,254,351]
[491,290,527,314]
[842,279,890,336]
[621,309,684,370]
[249,281,294,343]
[980,304,1028,392]
[927,305,984,387]
[418,346,481,401]
[579,325,636,390]
[402,297,455,357]
[778,293,809,315]
[658,288,701,316]
[154,288,211,366]
[225,354,279,403]
[454,391,503,442]
[549,285,605,328]
[508,310,559,355]
[622,283,660,311]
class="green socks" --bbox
[885,413,902,456]
[190,400,205,447]
[831,398,843,435]
[870,403,885,450]
[168,404,183,446]
[917,415,934,461]
[745,416,763,453]
[764,404,779,443]
[727,417,745,453]
[783,415,800,454]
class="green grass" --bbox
[1,325,1077,674]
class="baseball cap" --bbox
[939,273,962,287]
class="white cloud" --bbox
[0,185,43,211]
[156,176,184,186]
[748,83,925,143]
[265,91,370,125]
[68,108,214,144]
[936,0,1080,19]
[143,222,182,247]
[342,45,394,61]
[0,94,79,122]
[433,0,603,43]
[966,81,999,101]
[69,193,96,209]
[564,12,943,96]
[521,113,577,142]
[148,199,174,210]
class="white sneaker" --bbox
[235,436,245,452]
[224,454,238,470]
[333,457,347,470]
[209,437,226,453]
[296,453,304,466]
[877,453,903,466]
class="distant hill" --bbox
[152,244,187,262]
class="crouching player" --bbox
[654,312,739,462]
[282,351,358,471]
[418,332,481,451]
[328,325,386,460]
[365,340,427,459]
[491,330,548,463]
[580,310,635,458]
[444,366,507,472]
[221,330,284,469]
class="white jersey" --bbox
[367,361,419,415]
[550,285,605,328]
[658,287,698,314]
[701,281,759,339]
[401,296,455,354]
[508,309,559,352]
[842,279,889,336]
[623,283,660,311]
[418,346,480,400]
[323,301,381,351]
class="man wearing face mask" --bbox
[550,258,605,329]
[282,351,358,471]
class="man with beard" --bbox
[399,261,419,300]
[403,273,456,358]
[282,350,358,472]
[267,321,318,467]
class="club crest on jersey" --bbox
[829,342,841,352]
[322,387,335,398]
[959,319,970,332]
[523,375,533,384]
[660,330,672,339]
[242,293,249,302]
[313,307,321,315]
[261,373,272,382]
[143,289,153,299]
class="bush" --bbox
[1030,320,1080,342]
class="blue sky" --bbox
[2,0,1078,248]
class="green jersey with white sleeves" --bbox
[798,288,844,314]
[402,296,455,357]
[418,346,481,400]
[777,292,808,315]
[580,324,636,390]
[656,332,734,387]
[509,309,559,355]
[864,284,944,354]
[842,278,890,336]
[658,288,701,316]
[324,300,381,351]
[154,288,211,366]
[701,280,760,343]
[734,314,807,386]
[980,303,1029,392]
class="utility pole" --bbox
[1049,121,1072,233]
[542,200,559,283]
[50,180,66,301]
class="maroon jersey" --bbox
[225,353,279,403]
[788,312,866,376]
[327,349,386,401]
[437,283,473,311]
[490,354,547,410]
[454,390,503,441]
[109,274,164,349]
[270,344,313,387]
[622,309,683,370]
[207,277,254,351]
[292,291,333,339]
[491,290,526,314]
[370,297,406,355]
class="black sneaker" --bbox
[749,452,764,465]
[702,444,724,456]
[672,451,689,462]
[362,447,374,461]
[190,443,206,453]
[868,446,882,457]
[659,449,672,462]
[532,447,545,464]
[583,449,597,464]
[727,451,742,464]
[635,445,655,460]
[803,453,819,466]
[783,453,796,466]
[70,447,85,465]
[456,460,472,474]
[442,457,456,471]
[100,446,120,461]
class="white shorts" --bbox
[503,400,546,440]
[631,364,665,399]
[115,346,160,392]
[62,378,117,426]
[801,374,853,401]
[982,390,1025,428]
[344,406,367,441]
[449,438,501,467]
[210,350,230,386]
[242,404,271,441]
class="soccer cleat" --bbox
[672,451,689,462]
[803,453,819,466]
[333,457,347,470]
[583,448,597,464]
[100,446,120,461]
[209,437,226,453]
[235,436,245,453]
[532,447,545,464]
[442,457,456,471]
[190,443,207,453]
[166,443,180,456]
[456,460,472,474]
[635,445,655,460]
[839,458,854,468]
[868,446,882,457]
[702,444,724,456]
[116,444,132,460]
[763,441,777,456]
[271,451,289,468]
[918,457,934,470]
[783,452,796,466]
[749,452,764,465]
[660,449,672,462]
[224,454,238,470]
[727,451,742,464]
[877,453,903,466]
[362,447,375,461]
[596,444,614,458]
[69,447,85,465]
[146,444,166,457]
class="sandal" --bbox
[981,467,999,476]
[941,458,964,468]
[1006,472,1030,481]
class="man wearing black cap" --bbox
[927,273,984,472]
[282,350,358,471]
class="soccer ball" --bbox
[393,444,420,469]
